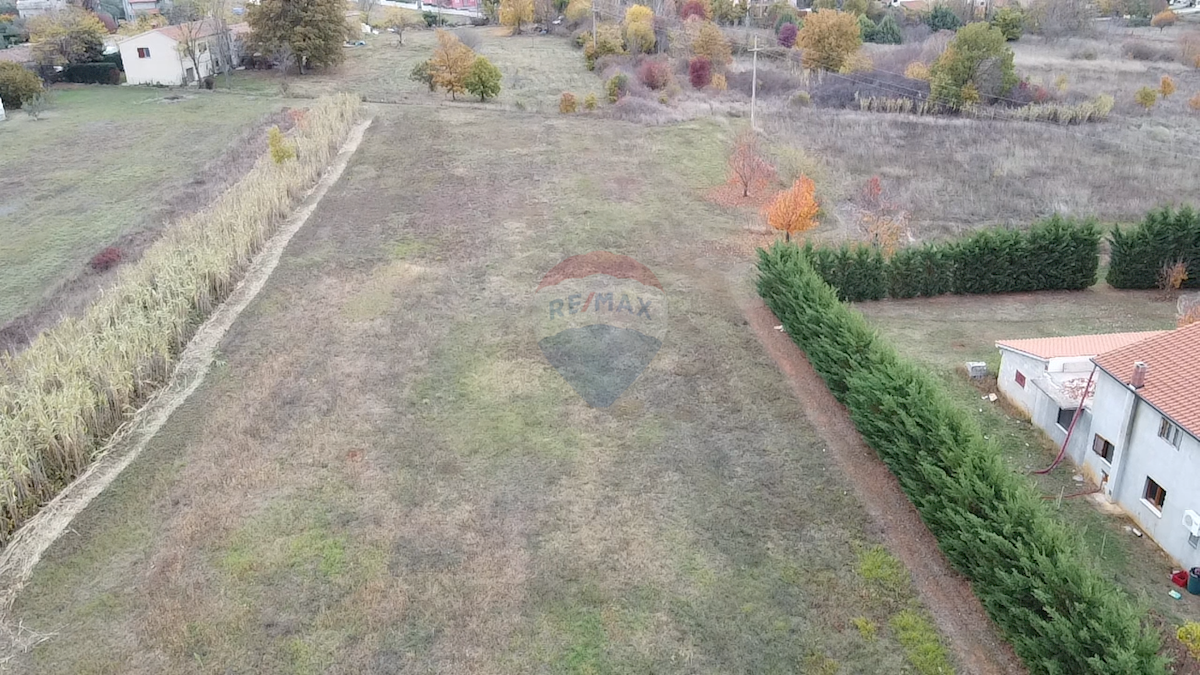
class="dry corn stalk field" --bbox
[0,94,361,545]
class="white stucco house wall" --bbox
[995,331,1164,450]
[15,0,67,18]
[1088,323,1200,569]
[118,20,248,86]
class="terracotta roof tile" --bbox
[1093,322,1200,436]
[996,331,1166,360]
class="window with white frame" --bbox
[1159,416,1183,448]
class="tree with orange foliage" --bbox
[431,30,475,100]
[727,131,772,198]
[763,176,819,242]
[1161,74,1176,99]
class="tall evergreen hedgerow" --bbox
[1108,206,1200,289]
[757,242,1165,674]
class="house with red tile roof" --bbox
[117,20,249,87]
[994,331,1165,447]
[1086,322,1200,567]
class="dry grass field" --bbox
[5,108,955,674]
[0,87,281,332]
[8,14,1200,673]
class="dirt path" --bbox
[743,298,1027,675]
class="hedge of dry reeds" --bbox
[0,94,361,544]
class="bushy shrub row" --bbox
[757,242,1165,674]
[1108,206,1200,289]
[61,62,120,85]
[804,216,1100,302]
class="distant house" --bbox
[123,0,161,18]
[995,331,1164,447]
[996,324,1200,568]
[15,0,67,18]
[117,19,249,86]
[1088,323,1200,568]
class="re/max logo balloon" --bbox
[533,252,667,408]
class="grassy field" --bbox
[5,107,957,674]
[856,288,1200,627]
[228,27,603,111]
[0,86,280,328]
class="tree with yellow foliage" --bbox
[565,0,590,23]
[763,177,820,242]
[691,20,731,69]
[624,4,656,53]
[431,30,475,99]
[500,0,534,34]
[795,10,861,71]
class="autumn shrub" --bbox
[559,91,578,112]
[930,22,1016,107]
[1108,206,1200,289]
[904,61,930,80]
[990,5,1023,40]
[1179,622,1200,661]
[691,20,732,69]
[638,59,671,89]
[1151,8,1176,29]
[268,126,296,164]
[688,56,712,88]
[0,94,362,546]
[464,56,502,102]
[583,22,625,69]
[624,4,656,53]
[1160,74,1175,98]
[757,243,1165,674]
[680,0,710,20]
[583,92,598,109]
[711,72,726,90]
[606,72,629,101]
[1135,85,1158,111]
[0,62,42,109]
[88,246,123,272]
[796,10,862,71]
[777,21,797,47]
[1190,92,1200,111]
[763,176,819,242]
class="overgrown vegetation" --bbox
[757,242,1165,674]
[1108,206,1200,290]
[0,61,42,109]
[0,95,361,545]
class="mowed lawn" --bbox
[857,291,1200,625]
[0,86,279,326]
[9,108,954,673]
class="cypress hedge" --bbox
[804,216,1100,301]
[61,62,121,85]
[757,242,1165,675]
[1107,206,1200,290]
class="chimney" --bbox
[1131,361,1148,389]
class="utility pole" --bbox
[749,35,761,131]
[592,0,597,52]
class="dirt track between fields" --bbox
[743,298,1027,675]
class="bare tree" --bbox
[175,19,206,87]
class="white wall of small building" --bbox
[996,348,1046,415]
[119,32,225,86]
[1090,369,1200,568]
